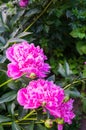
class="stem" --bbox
[64,78,86,90]
[0,78,13,88]
[2,110,36,126]
[24,0,53,32]
[22,109,36,120]
[2,119,44,126]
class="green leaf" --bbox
[0,115,11,123]
[23,122,34,130]
[7,102,15,115]
[58,63,65,77]
[0,91,17,104]
[0,125,4,130]
[47,75,55,82]
[25,8,40,17]
[18,107,28,119]
[36,124,47,130]
[65,89,81,98]
[0,63,7,71]
[76,41,86,55]
[17,32,32,38]
[0,71,7,85]
[64,61,73,76]
[70,28,85,39]
[0,27,5,33]
[0,55,6,63]
[10,10,25,26]
[82,98,86,113]
[0,36,6,44]
[12,122,21,130]
[7,38,25,44]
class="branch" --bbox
[24,0,53,32]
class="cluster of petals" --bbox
[17,79,75,125]
[19,0,29,7]
[6,41,50,79]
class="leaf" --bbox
[7,102,15,115]
[0,125,4,130]
[18,107,28,119]
[24,122,34,130]
[82,98,86,113]
[2,38,26,50]
[7,38,25,44]
[58,63,65,77]
[10,28,20,38]
[2,11,7,24]
[47,75,55,82]
[25,8,40,17]
[0,115,11,123]
[64,61,73,76]
[76,41,86,55]
[0,36,6,44]
[0,63,7,71]
[17,32,32,38]
[70,28,85,39]
[36,107,44,121]
[36,124,47,130]
[12,122,21,130]
[0,91,17,104]
[65,89,81,98]
[0,55,6,63]
[0,26,5,33]
[10,10,25,26]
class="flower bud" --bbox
[42,101,46,107]
[29,73,36,79]
[44,119,53,128]
[55,118,64,124]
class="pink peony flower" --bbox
[19,0,29,7]
[6,41,50,79]
[17,79,64,109]
[17,79,75,125]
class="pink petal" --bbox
[7,63,22,79]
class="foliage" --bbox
[0,0,86,130]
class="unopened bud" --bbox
[29,73,36,79]
[42,101,46,107]
[44,119,53,128]
[55,118,64,124]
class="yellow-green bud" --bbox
[55,118,64,124]
[44,119,53,128]
[29,73,36,79]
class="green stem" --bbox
[24,0,53,32]
[2,110,36,126]
[22,109,36,120]
[0,78,13,88]
[2,120,44,126]
[64,78,86,90]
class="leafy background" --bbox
[0,0,86,130]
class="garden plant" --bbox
[0,0,86,130]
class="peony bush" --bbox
[6,40,75,130]
[1,0,86,130]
